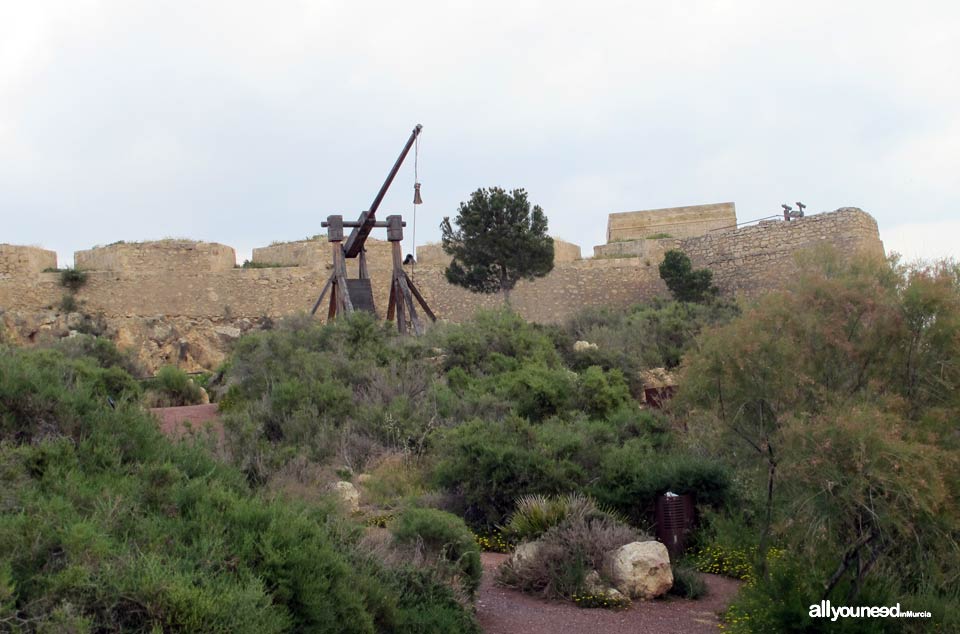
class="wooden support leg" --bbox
[387,277,397,321]
[337,273,354,314]
[394,277,407,333]
[397,273,423,336]
[359,248,369,279]
[311,275,334,316]
[328,280,338,320]
[403,272,437,322]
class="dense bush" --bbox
[561,299,739,392]
[54,334,145,378]
[434,308,562,374]
[497,497,641,600]
[219,312,443,483]
[59,267,88,290]
[391,507,482,597]
[432,408,688,530]
[658,250,716,303]
[501,493,624,542]
[0,347,480,633]
[669,562,708,599]
[590,445,733,525]
[144,365,206,407]
[679,252,960,630]
[431,417,585,528]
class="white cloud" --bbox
[0,1,958,263]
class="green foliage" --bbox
[59,268,88,290]
[591,445,733,526]
[720,554,923,634]
[391,507,482,597]
[669,562,708,599]
[561,299,739,391]
[0,346,479,633]
[658,249,716,302]
[219,312,442,482]
[497,508,640,601]
[571,592,631,609]
[646,232,673,239]
[502,493,624,542]
[145,366,206,407]
[431,417,585,528]
[678,252,960,601]
[472,530,513,553]
[436,308,562,373]
[240,260,292,268]
[441,187,554,299]
[59,294,78,312]
[576,365,631,419]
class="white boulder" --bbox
[604,541,673,600]
[573,340,598,352]
[509,540,544,572]
[332,481,360,513]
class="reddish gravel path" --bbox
[476,553,739,634]
[150,404,224,445]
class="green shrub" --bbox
[59,294,78,312]
[54,334,144,377]
[502,493,624,542]
[669,561,707,599]
[432,417,584,529]
[498,363,573,421]
[659,250,716,303]
[59,268,88,290]
[145,365,205,407]
[219,312,444,482]
[0,346,480,633]
[561,299,739,391]
[430,309,561,375]
[391,507,482,597]
[576,366,631,418]
[720,555,908,634]
[591,445,733,525]
[497,513,640,601]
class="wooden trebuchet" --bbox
[309,125,435,334]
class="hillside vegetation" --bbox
[1,248,957,632]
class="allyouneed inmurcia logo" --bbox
[809,601,932,622]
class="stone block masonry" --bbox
[0,208,884,373]
[75,240,236,273]
[416,236,581,266]
[678,207,884,295]
[607,202,736,242]
[0,245,57,277]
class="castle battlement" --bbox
[0,207,884,373]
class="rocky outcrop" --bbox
[332,481,360,513]
[509,540,544,573]
[604,541,673,600]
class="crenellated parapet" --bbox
[0,207,887,372]
[0,244,58,278]
[75,240,236,273]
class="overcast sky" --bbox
[2,1,958,266]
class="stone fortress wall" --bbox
[605,202,737,242]
[0,206,884,373]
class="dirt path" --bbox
[150,403,224,445]
[476,553,740,634]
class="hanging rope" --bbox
[412,133,421,265]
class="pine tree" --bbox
[658,249,717,303]
[441,187,554,303]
